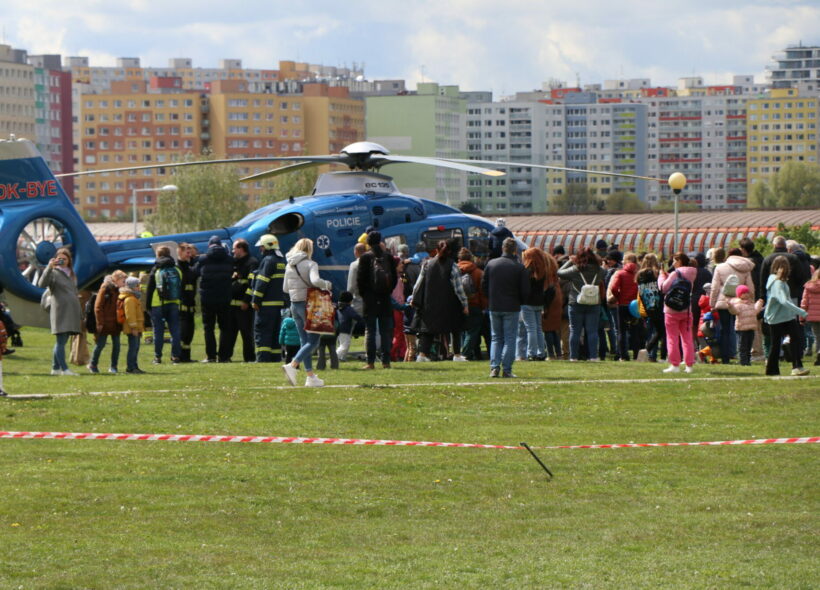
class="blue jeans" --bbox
[291,301,321,372]
[490,311,519,372]
[518,305,544,359]
[568,304,600,361]
[151,303,181,360]
[365,311,394,365]
[52,332,70,371]
[91,333,121,370]
[126,334,141,371]
[544,331,561,359]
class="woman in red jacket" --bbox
[608,254,639,361]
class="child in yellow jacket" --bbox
[120,277,146,374]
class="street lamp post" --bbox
[667,172,687,255]
[132,184,178,237]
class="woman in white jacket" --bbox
[282,238,333,387]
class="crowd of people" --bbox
[3,222,819,393]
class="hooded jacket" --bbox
[710,255,755,311]
[764,274,808,325]
[94,276,122,336]
[457,259,487,309]
[195,243,234,306]
[800,279,820,323]
[284,250,332,302]
[728,296,764,331]
[608,262,638,305]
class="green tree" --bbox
[776,222,820,253]
[145,158,247,235]
[605,191,648,212]
[651,197,699,212]
[749,181,777,208]
[550,182,596,213]
[258,166,319,206]
[750,161,820,209]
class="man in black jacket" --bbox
[194,236,234,362]
[481,238,529,378]
[223,239,258,362]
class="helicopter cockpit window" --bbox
[467,226,490,258]
[421,228,463,253]
[267,212,304,235]
[383,235,406,255]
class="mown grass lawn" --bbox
[1,328,818,589]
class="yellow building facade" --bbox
[747,88,819,187]
[76,80,203,220]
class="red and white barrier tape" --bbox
[1,431,818,450]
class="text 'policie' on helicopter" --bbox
[0,136,686,328]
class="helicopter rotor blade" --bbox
[376,154,505,177]
[441,158,664,183]
[240,160,345,183]
[54,156,340,179]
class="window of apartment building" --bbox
[184,99,193,107]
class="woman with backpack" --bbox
[557,248,606,362]
[636,254,665,362]
[658,252,698,373]
[356,231,398,369]
[709,247,755,364]
[88,270,127,374]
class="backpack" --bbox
[664,270,692,311]
[85,296,97,333]
[460,271,476,297]
[576,272,600,306]
[371,254,393,296]
[638,281,662,314]
[116,297,127,325]
[156,266,181,301]
[722,273,739,297]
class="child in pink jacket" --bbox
[728,285,764,366]
[801,267,820,366]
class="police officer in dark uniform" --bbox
[176,243,198,362]
[224,239,258,362]
[250,234,287,362]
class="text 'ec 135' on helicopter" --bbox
[0,136,684,327]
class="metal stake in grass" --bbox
[521,442,553,481]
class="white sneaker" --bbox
[791,367,810,376]
[282,364,298,385]
[663,364,680,373]
[684,365,693,374]
[50,369,62,376]
[305,374,324,387]
[61,369,79,376]
[452,354,467,362]
[416,354,431,362]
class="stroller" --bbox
[697,311,719,364]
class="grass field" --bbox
[1,327,818,589]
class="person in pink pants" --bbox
[659,252,698,373]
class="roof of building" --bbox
[500,209,820,233]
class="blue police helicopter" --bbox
[0,136,681,327]
[0,138,512,326]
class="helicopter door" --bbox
[420,228,463,253]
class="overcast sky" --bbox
[3,0,819,96]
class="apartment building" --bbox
[27,54,73,181]
[75,79,204,219]
[746,87,820,187]
[0,44,35,140]
[366,83,469,205]
[766,44,820,95]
